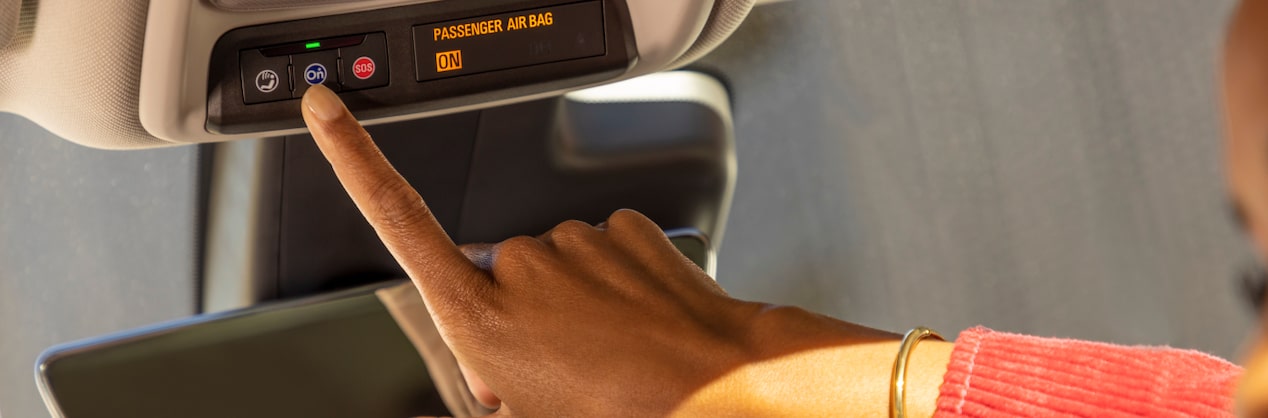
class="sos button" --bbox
[339,33,389,91]
[352,57,376,80]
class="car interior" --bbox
[1,1,1259,417]
[3,0,757,416]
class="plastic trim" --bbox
[564,71,736,248]
[200,139,285,313]
[139,0,715,144]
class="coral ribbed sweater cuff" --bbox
[933,326,1242,417]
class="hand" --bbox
[299,85,951,417]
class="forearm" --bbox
[680,340,952,417]
[679,323,1245,418]
[675,307,953,417]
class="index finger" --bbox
[300,85,488,296]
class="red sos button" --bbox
[352,56,376,80]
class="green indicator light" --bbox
[305,41,321,49]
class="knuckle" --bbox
[495,236,543,260]
[329,117,371,140]
[608,208,653,231]
[549,220,595,240]
[365,181,430,230]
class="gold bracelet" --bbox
[890,327,945,418]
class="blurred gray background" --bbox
[0,1,1256,416]
[697,0,1254,357]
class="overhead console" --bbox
[0,0,750,148]
[118,0,746,147]
[207,0,634,134]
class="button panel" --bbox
[238,33,389,105]
[208,0,633,135]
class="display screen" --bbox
[413,1,606,81]
[39,292,448,418]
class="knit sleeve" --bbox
[933,326,1243,417]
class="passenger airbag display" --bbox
[413,1,605,82]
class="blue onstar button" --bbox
[303,63,328,85]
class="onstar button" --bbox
[352,56,376,80]
[304,63,328,85]
[291,49,339,98]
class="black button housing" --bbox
[291,50,341,98]
[240,50,291,104]
[209,0,635,133]
[339,33,390,91]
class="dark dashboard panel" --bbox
[265,96,731,299]
[206,0,636,135]
[275,112,482,297]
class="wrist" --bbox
[904,339,954,417]
[676,305,954,417]
[719,339,952,417]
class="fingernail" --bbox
[303,84,345,122]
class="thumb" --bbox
[478,405,514,418]
[458,362,501,409]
